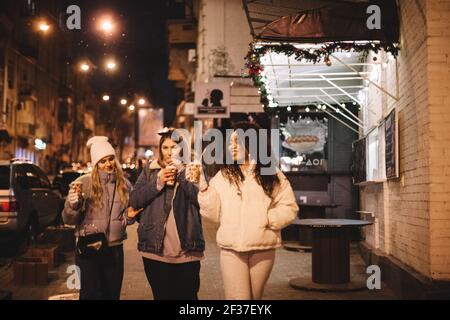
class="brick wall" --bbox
[361,0,432,277]
[361,0,450,280]
[427,0,450,280]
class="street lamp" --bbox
[102,95,110,101]
[105,59,117,71]
[36,20,50,34]
[39,23,50,32]
[129,104,135,111]
[97,16,115,36]
[138,98,145,106]
[101,20,113,32]
[120,99,127,105]
[79,62,90,72]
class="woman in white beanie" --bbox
[62,136,136,300]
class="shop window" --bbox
[280,116,328,173]
[366,126,386,182]
[353,111,396,184]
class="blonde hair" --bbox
[90,159,129,209]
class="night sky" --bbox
[69,0,177,125]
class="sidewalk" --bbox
[123,220,398,300]
[0,221,398,300]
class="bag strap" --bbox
[105,180,117,240]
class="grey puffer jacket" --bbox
[62,171,132,244]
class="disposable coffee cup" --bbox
[166,165,177,186]
[186,162,201,184]
[70,181,84,199]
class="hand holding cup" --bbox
[68,181,83,209]
[159,164,177,187]
[186,162,201,184]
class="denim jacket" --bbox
[129,160,205,254]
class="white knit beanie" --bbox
[86,136,116,166]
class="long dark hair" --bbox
[221,122,280,199]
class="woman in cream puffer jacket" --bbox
[198,168,298,251]
[198,122,298,300]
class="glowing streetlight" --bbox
[80,62,90,72]
[138,98,145,105]
[105,59,117,71]
[39,22,50,32]
[102,95,110,101]
[34,19,51,34]
[128,104,135,111]
[120,99,127,105]
[98,17,115,35]
[101,20,113,32]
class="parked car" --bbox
[0,160,64,246]
[123,167,138,185]
[52,169,83,198]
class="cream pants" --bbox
[220,248,276,300]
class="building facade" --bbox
[0,0,99,174]
[359,0,450,295]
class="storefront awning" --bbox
[243,0,399,43]
[243,1,401,132]
[259,49,366,107]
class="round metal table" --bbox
[283,204,338,251]
[289,218,373,292]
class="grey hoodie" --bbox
[62,171,132,244]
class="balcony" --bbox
[167,20,197,45]
[18,83,37,101]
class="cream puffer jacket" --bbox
[198,168,299,252]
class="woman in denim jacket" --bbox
[128,128,205,300]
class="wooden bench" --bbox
[14,257,48,285]
[25,245,59,269]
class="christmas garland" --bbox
[244,41,400,110]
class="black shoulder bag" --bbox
[77,181,117,258]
